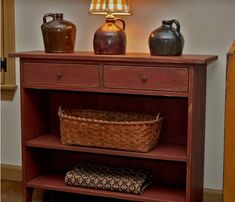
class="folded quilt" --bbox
[65,161,153,195]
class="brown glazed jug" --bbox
[93,18,126,55]
[41,13,76,53]
[148,19,184,56]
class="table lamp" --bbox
[89,0,132,55]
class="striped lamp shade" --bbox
[89,0,132,15]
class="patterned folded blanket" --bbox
[65,161,153,195]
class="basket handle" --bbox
[156,113,161,121]
[58,106,62,117]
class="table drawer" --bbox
[104,65,189,92]
[23,62,99,88]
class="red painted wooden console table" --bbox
[12,51,217,202]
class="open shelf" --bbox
[25,134,187,162]
[26,175,186,202]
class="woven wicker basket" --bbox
[58,107,163,152]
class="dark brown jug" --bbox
[148,19,184,56]
[41,13,76,53]
[93,18,126,55]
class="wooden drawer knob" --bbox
[141,75,148,82]
[56,72,63,79]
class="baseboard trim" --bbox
[203,188,223,202]
[0,164,223,201]
[1,164,22,181]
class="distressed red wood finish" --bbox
[12,51,217,202]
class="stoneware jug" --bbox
[93,18,126,55]
[41,13,76,53]
[148,19,184,56]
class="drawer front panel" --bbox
[104,66,189,92]
[23,63,99,87]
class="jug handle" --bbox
[43,13,55,23]
[114,18,126,31]
[171,19,181,32]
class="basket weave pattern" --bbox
[58,108,163,152]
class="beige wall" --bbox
[1,0,235,190]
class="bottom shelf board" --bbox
[26,175,186,202]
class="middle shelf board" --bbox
[25,134,187,162]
